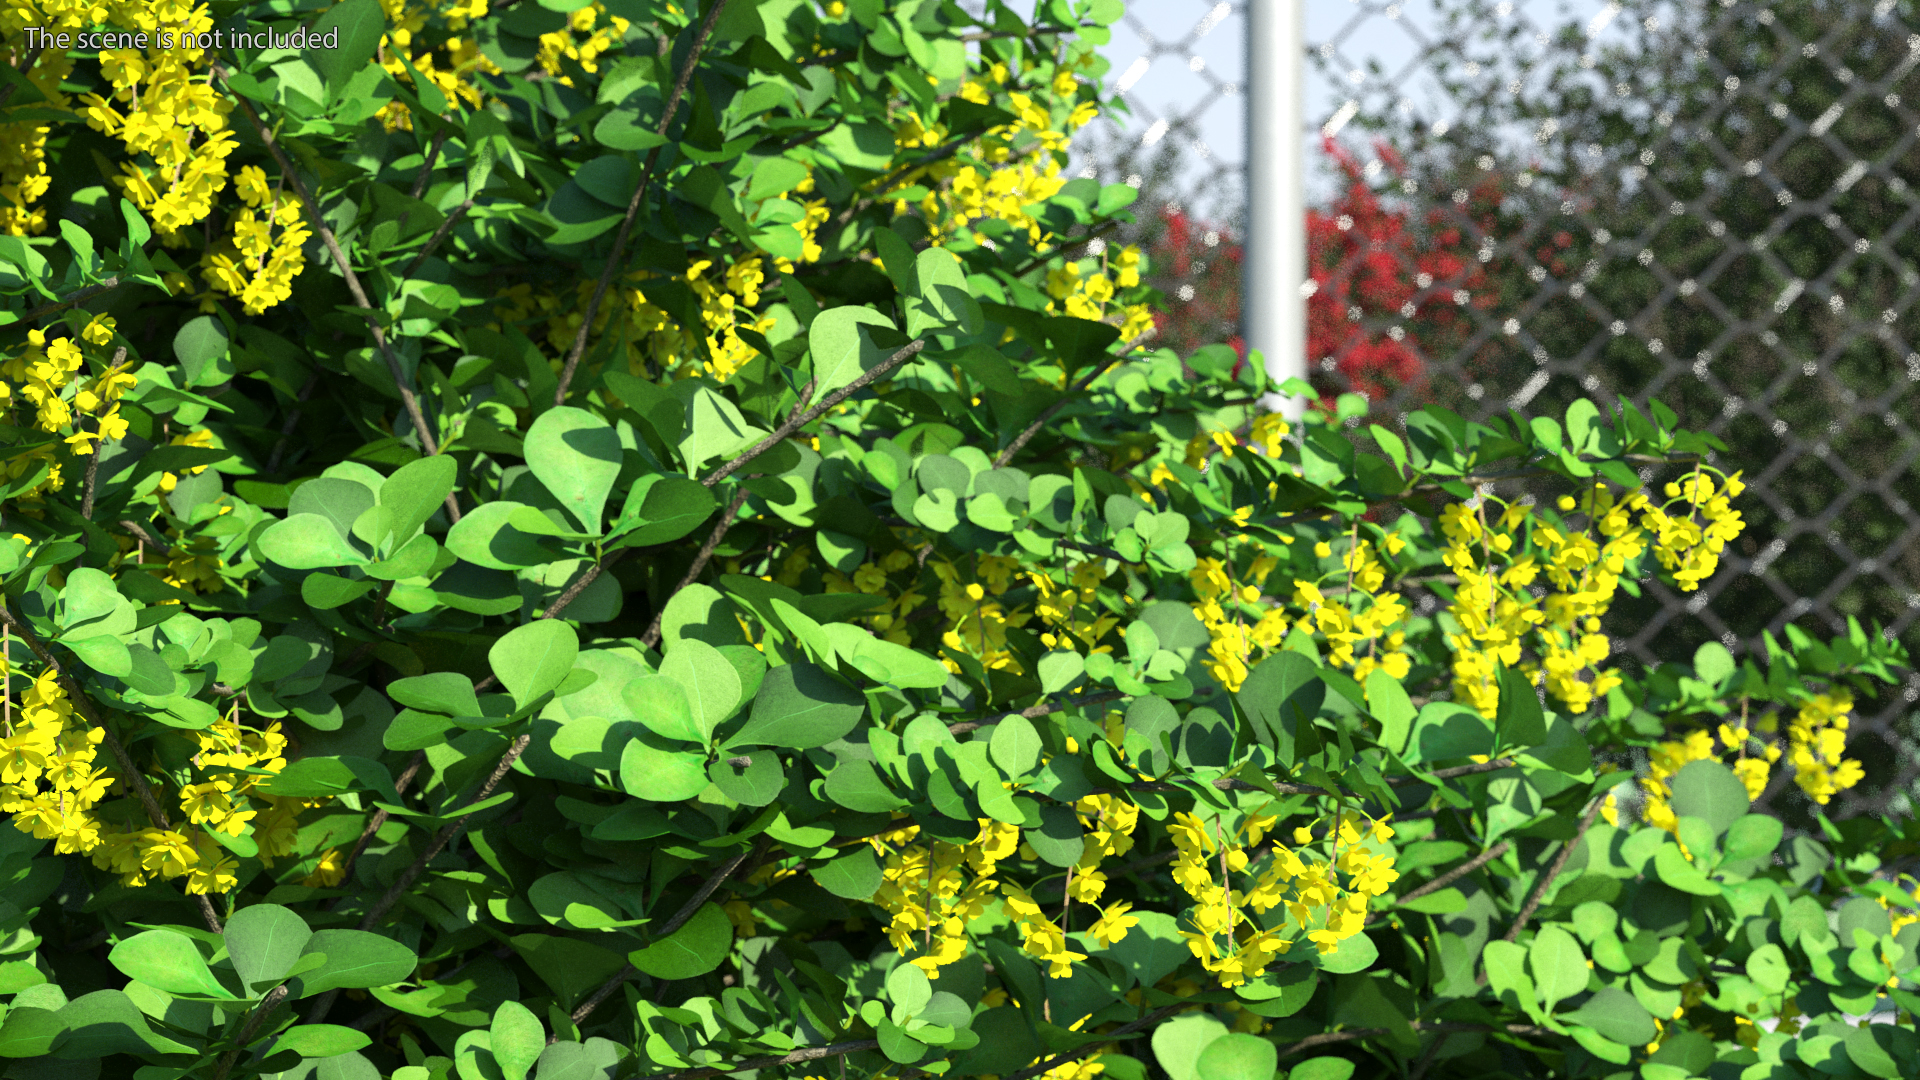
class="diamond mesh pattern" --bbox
[1301,0,1920,816]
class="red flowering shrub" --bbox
[1140,138,1510,408]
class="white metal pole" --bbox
[1245,0,1307,419]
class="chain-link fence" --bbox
[1078,0,1920,817]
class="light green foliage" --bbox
[0,0,1914,1077]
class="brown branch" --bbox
[1502,795,1606,942]
[328,748,430,901]
[701,339,926,488]
[211,985,290,1080]
[1102,757,1517,800]
[553,0,730,406]
[17,276,121,323]
[947,690,1127,735]
[1276,1021,1556,1060]
[401,199,473,279]
[632,1040,881,1080]
[219,74,460,524]
[409,127,451,200]
[994,331,1153,467]
[999,1004,1187,1080]
[567,839,767,1031]
[0,602,222,932]
[639,486,751,649]
[117,519,171,558]
[1367,840,1512,927]
[265,372,320,474]
[306,733,533,1025]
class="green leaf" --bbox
[1562,986,1656,1045]
[260,514,369,569]
[491,1001,544,1080]
[64,636,132,678]
[1365,670,1415,753]
[1668,759,1750,836]
[489,620,579,712]
[377,455,457,550]
[1528,925,1588,1012]
[614,477,717,547]
[1194,1033,1276,1080]
[619,733,711,801]
[1722,813,1784,863]
[729,661,865,749]
[274,1024,373,1058]
[526,407,622,533]
[887,961,932,1018]
[172,315,231,388]
[0,1007,66,1058]
[812,847,883,900]
[1287,1060,1356,1080]
[1692,640,1735,687]
[532,1038,623,1080]
[109,930,235,999]
[1495,665,1548,748]
[660,637,742,742]
[1150,1012,1229,1080]
[443,500,568,570]
[295,930,418,997]
[309,0,386,97]
[810,305,899,400]
[990,714,1043,777]
[617,674,697,743]
[224,904,313,993]
[630,902,732,980]
[388,672,481,717]
[906,247,983,337]
[1746,943,1789,994]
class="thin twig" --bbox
[1502,796,1606,942]
[631,1040,882,1080]
[567,839,767,1031]
[306,733,532,1025]
[553,0,730,406]
[401,199,473,279]
[17,276,121,323]
[994,332,1153,467]
[0,602,222,933]
[1275,1021,1555,1060]
[211,985,290,1080]
[117,519,171,559]
[409,127,451,200]
[702,340,926,487]
[947,690,1127,735]
[999,1004,1186,1080]
[266,373,320,474]
[639,487,751,649]
[329,749,430,899]
[219,74,460,524]
[1367,840,1512,927]
[1103,757,1516,800]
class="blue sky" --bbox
[1070,0,1644,216]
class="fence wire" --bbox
[1081,0,1920,818]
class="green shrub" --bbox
[0,1,1915,1078]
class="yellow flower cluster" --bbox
[72,0,237,242]
[1044,256,1154,350]
[2,670,112,856]
[1621,693,1862,841]
[1442,474,1746,718]
[372,0,494,131]
[1028,561,1120,655]
[532,1,626,87]
[199,165,312,314]
[869,819,1008,978]
[1783,691,1864,805]
[0,322,138,508]
[87,715,299,895]
[1168,808,1397,986]
[934,556,1030,673]
[824,549,924,645]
